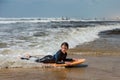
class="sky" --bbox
[0,0,120,18]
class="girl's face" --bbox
[61,45,68,53]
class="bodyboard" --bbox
[50,59,86,67]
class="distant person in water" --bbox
[20,42,77,64]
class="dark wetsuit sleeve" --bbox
[65,58,73,61]
[20,56,34,60]
[55,51,65,64]
[21,57,29,60]
[54,50,73,64]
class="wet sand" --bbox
[69,28,120,55]
[0,29,120,80]
[0,55,120,80]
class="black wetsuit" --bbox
[35,50,73,64]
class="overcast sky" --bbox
[0,0,120,18]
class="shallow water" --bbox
[0,68,86,80]
[0,56,120,80]
[0,18,120,56]
[0,18,120,68]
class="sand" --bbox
[0,55,120,80]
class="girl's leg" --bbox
[35,55,53,63]
[40,55,53,59]
[19,53,31,60]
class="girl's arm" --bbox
[65,58,73,61]
[55,51,65,64]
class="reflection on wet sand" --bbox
[0,55,120,80]
[0,67,86,80]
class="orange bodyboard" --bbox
[50,59,86,67]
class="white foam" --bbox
[0,18,120,68]
[27,24,120,56]
[0,17,79,24]
[68,25,120,47]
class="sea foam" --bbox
[0,18,120,68]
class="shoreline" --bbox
[0,55,120,80]
[69,28,120,56]
[0,28,120,69]
[0,29,120,80]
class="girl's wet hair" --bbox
[61,42,69,49]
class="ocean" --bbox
[0,18,120,68]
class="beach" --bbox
[0,27,120,80]
[0,18,120,80]
[0,56,120,80]
[1,0,120,79]
[69,29,120,55]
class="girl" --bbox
[20,42,76,64]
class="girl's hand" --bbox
[65,62,72,65]
[73,58,79,61]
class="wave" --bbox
[0,18,120,68]
[0,18,120,24]
[0,18,74,24]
